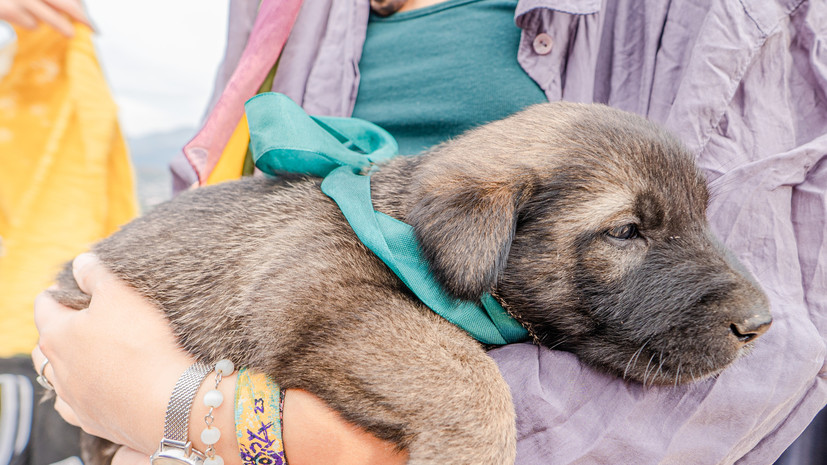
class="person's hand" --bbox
[32,252,195,453]
[31,252,408,464]
[0,0,91,36]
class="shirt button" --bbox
[533,33,553,55]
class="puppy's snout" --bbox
[730,313,772,344]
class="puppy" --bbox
[53,102,771,464]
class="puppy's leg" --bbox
[266,296,517,465]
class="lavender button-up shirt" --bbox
[183,0,826,463]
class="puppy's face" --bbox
[408,102,771,385]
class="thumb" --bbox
[72,253,110,295]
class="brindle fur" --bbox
[51,102,770,464]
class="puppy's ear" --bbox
[407,177,532,301]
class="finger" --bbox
[31,344,54,382]
[30,344,58,393]
[30,344,47,375]
[33,348,81,428]
[0,5,38,29]
[54,395,82,427]
[33,343,86,433]
[33,288,78,334]
[72,253,111,295]
[22,0,75,36]
[21,0,74,37]
[42,0,91,27]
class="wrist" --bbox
[129,358,194,455]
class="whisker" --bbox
[546,336,569,351]
[653,350,665,384]
[673,362,682,388]
[643,353,657,388]
[623,339,650,381]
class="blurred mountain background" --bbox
[81,0,228,213]
[128,127,194,212]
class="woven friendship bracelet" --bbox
[235,368,287,465]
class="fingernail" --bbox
[72,252,95,271]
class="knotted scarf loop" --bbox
[245,92,529,345]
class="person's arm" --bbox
[0,0,91,36]
[33,253,406,465]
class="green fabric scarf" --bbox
[245,92,529,345]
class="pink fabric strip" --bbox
[184,0,305,185]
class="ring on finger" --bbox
[36,357,55,391]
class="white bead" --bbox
[204,456,224,465]
[215,359,234,376]
[201,426,221,445]
[203,389,224,408]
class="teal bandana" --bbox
[245,92,529,345]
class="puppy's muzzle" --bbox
[730,312,772,344]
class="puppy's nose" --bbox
[730,314,772,344]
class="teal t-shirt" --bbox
[352,0,547,155]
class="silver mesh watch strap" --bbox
[162,361,212,442]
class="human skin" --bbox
[396,0,447,12]
[32,253,407,465]
[0,0,91,36]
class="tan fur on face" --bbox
[53,102,770,465]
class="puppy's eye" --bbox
[606,224,639,240]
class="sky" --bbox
[83,0,230,138]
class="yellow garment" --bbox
[0,23,138,356]
[206,59,278,186]
[207,114,249,185]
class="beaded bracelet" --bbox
[201,359,235,465]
